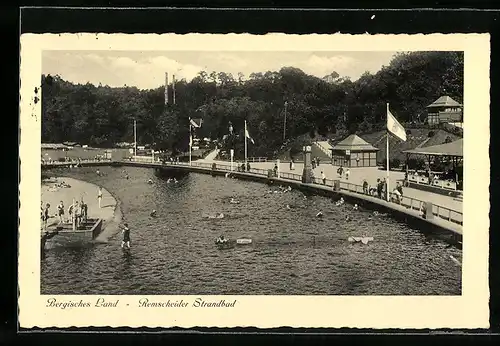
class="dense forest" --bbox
[41,51,463,158]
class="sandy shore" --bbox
[41,177,121,240]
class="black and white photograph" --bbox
[19,33,489,328]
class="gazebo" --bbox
[403,138,463,193]
[330,134,379,168]
[426,96,463,125]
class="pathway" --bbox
[206,159,462,214]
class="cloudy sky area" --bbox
[42,51,399,90]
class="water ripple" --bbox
[41,166,462,295]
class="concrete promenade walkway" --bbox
[210,160,463,214]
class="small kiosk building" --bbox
[330,134,379,168]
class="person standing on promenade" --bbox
[345,168,350,180]
[321,171,326,185]
[97,187,103,208]
[121,223,131,248]
[376,179,382,199]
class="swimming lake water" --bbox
[41,166,462,295]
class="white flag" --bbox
[387,106,406,141]
[190,118,202,128]
[245,127,255,144]
[189,135,192,148]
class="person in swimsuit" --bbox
[42,203,51,230]
[121,223,131,248]
[81,199,88,222]
[57,201,65,224]
[97,187,103,208]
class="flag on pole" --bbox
[245,124,255,144]
[190,118,202,128]
[387,105,407,141]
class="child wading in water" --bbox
[121,223,131,248]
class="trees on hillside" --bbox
[41,51,463,159]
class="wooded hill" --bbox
[41,51,463,159]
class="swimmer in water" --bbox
[216,213,225,219]
[316,211,323,218]
[148,179,153,184]
[230,198,240,204]
[216,235,228,244]
[286,204,291,210]
[150,209,157,217]
[345,215,351,221]
[335,197,344,206]
[353,204,359,211]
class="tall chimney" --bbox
[172,74,176,105]
[164,72,169,105]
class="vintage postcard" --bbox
[19,33,490,329]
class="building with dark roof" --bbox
[426,96,463,125]
[330,134,379,167]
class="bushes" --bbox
[406,158,426,170]
[391,158,401,168]
[428,131,435,138]
[383,158,402,169]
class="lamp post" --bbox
[134,119,137,158]
[283,101,288,142]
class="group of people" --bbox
[311,157,321,169]
[237,162,252,172]
[336,166,350,180]
[41,198,89,231]
[361,178,404,204]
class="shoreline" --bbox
[41,176,122,242]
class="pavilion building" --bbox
[403,138,463,195]
[330,134,379,168]
[426,96,463,125]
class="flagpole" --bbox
[386,103,390,202]
[189,119,192,166]
[134,119,137,158]
[244,120,248,168]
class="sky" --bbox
[42,50,399,90]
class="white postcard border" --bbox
[19,33,490,329]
